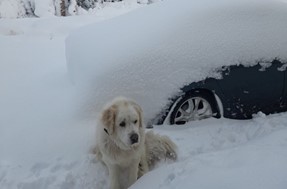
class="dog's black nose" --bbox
[130,133,139,144]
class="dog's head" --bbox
[100,97,144,150]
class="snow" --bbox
[33,0,56,17]
[0,0,26,18]
[66,0,287,123]
[132,114,287,189]
[0,0,145,18]
[1,1,287,189]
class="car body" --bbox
[66,0,287,125]
[155,59,287,125]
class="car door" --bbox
[217,59,284,119]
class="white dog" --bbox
[94,97,177,189]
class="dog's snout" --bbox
[130,133,139,144]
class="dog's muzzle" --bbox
[130,133,139,144]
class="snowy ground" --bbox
[1,1,287,189]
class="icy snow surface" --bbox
[66,0,287,122]
[1,0,287,189]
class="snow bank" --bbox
[0,8,146,189]
[66,0,287,121]
[131,114,287,189]
[132,127,287,189]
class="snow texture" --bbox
[1,1,287,189]
[33,0,56,17]
[132,116,287,189]
[66,0,287,122]
[0,0,27,18]
[0,0,146,18]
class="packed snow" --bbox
[66,0,287,123]
[1,0,287,189]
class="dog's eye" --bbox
[119,121,126,127]
[134,120,138,124]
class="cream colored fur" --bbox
[95,97,177,189]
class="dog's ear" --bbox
[130,101,144,128]
[101,105,117,135]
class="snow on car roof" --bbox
[66,0,287,122]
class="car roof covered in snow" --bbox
[66,0,287,121]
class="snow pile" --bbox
[133,116,287,189]
[66,0,287,122]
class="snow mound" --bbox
[131,114,287,189]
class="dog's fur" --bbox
[94,97,177,189]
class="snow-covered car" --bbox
[66,0,287,126]
[167,59,287,125]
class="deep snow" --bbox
[1,1,287,189]
[132,114,287,189]
[66,0,287,123]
